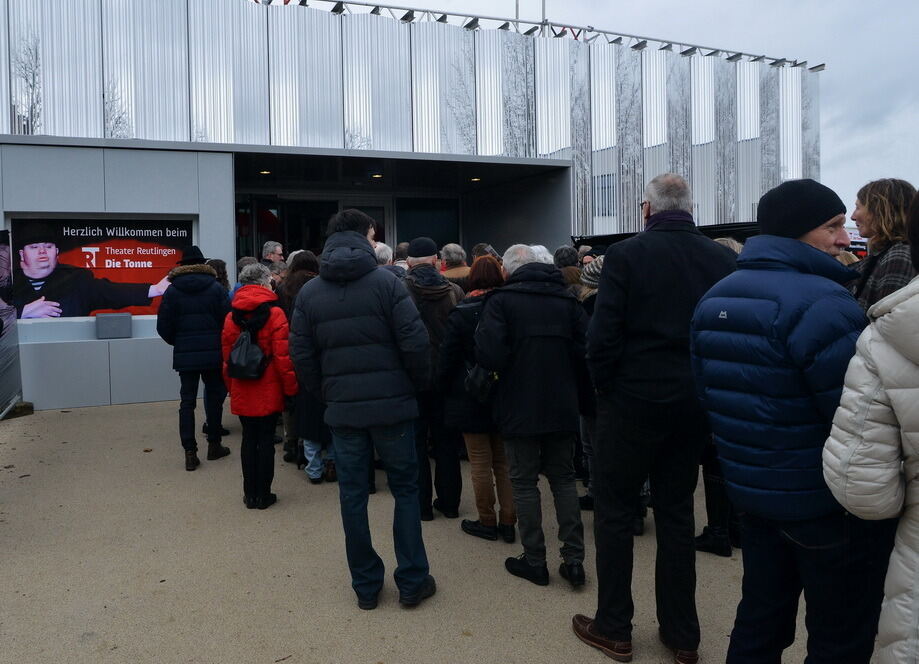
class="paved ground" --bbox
[0,401,810,664]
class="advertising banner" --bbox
[0,229,21,414]
[10,219,193,318]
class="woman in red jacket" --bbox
[222,263,298,509]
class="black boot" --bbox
[699,470,734,553]
[185,450,200,471]
[695,525,732,557]
[206,441,231,460]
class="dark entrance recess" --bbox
[233,152,570,261]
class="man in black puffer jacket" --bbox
[289,209,436,611]
[156,245,231,471]
[475,244,588,590]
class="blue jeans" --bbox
[302,438,335,480]
[727,511,896,663]
[331,420,429,602]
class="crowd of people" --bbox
[154,172,919,663]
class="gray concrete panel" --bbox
[109,337,180,405]
[20,339,110,409]
[2,144,104,212]
[196,152,235,268]
[103,149,199,214]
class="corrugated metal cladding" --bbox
[0,1,819,235]
[343,14,412,152]
[268,4,343,148]
[188,0,269,145]
[102,0,189,141]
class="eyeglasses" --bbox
[639,201,649,210]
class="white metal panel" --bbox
[802,69,820,181]
[0,0,10,135]
[779,66,803,181]
[536,37,571,159]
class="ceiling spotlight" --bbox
[330,1,345,14]
[463,17,479,30]
[259,170,271,175]
[470,177,481,182]
[371,173,383,179]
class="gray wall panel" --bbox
[188,0,269,144]
[760,64,781,191]
[196,152,235,268]
[616,46,644,233]
[342,14,412,152]
[713,56,737,224]
[102,0,189,142]
[802,69,820,181]
[2,144,104,212]
[411,22,475,155]
[109,338,179,405]
[9,0,103,138]
[20,339,111,409]
[269,5,343,149]
[103,149,199,214]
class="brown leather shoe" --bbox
[659,629,699,664]
[571,614,632,662]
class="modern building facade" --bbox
[0,0,821,411]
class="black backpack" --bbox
[227,304,272,380]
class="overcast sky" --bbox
[392,0,919,222]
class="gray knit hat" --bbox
[580,255,604,289]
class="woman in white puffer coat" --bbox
[824,199,919,664]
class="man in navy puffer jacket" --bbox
[691,179,897,663]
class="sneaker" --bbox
[461,519,498,541]
[498,524,516,544]
[505,553,549,586]
[572,614,632,662]
[309,476,323,485]
[695,526,732,557]
[579,494,594,511]
[559,561,586,588]
[433,499,458,519]
[184,450,200,471]
[399,575,436,608]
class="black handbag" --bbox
[464,363,497,404]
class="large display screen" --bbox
[10,219,193,318]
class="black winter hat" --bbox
[757,179,846,239]
[16,222,59,249]
[177,245,207,265]
[407,236,438,258]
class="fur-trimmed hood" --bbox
[167,263,218,294]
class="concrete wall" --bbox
[461,166,572,254]
[2,144,234,410]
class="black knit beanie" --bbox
[757,179,845,239]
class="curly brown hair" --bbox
[857,178,916,251]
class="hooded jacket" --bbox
[823,276,919,664]
[156,264,229,371]
[691,235,866,521]
[288,231,430,429]
[475,262,588,438]
[221,285,297,417]
[404,263,464,384]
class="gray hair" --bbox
[645,173,693,215]
[713,237,744,254]
[502,244,537,276]
[262,240,282,259]
[374,242,393,266]
[239,262,271,286]
[267,260,287,275]
[286,249,304,264]
[440,243,466,267]
[530,244,553,264]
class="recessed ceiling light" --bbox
[259,170,271,175]
[371,173,383,179]
[470,177,481,182]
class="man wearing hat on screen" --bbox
[403,236,464,521]
[689,179,897,662]
[156,245,231,471]
[12,223,170,318]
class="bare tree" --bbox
[104,79,133,139]
[11,34,41,134]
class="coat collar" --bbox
[738,235,859,285]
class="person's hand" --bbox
[21,297,62,318]
[148,274,171,298]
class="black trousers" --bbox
[593,394,707,650]
[178,369,226,451]
[415,392,461,512]
[239,414,278,499]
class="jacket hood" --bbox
[501,262,572,298]
[167,263,218,293]
[869,275,919,363]
[231,284,278,311]
[405,263,454,299]
[738,235,859,286]
[319,231,377,283]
